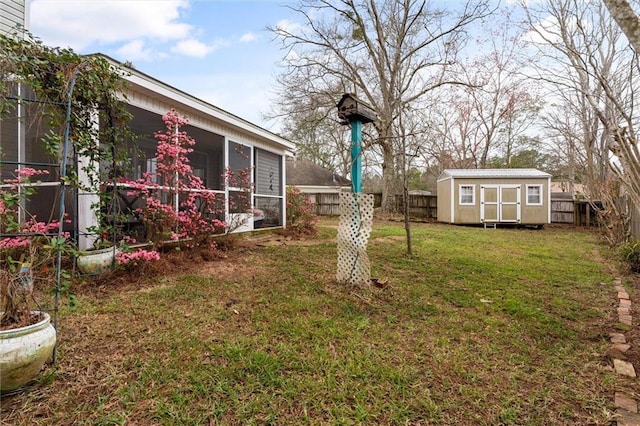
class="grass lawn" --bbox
[1,219,635,425]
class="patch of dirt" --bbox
[80,239,261,295]
[78,233,327,297]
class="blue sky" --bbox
[27,0,300,131]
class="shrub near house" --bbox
[117,110,254,255]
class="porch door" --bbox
[480,185,521,223]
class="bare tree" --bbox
[424,8,543,170]
[524,0,640,243]
[269,0,490,211]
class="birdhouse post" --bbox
[336,93,376,193]
[335,93,377,288]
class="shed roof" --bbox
[286,158,351,187]
[439,168,552,181]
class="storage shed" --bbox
[437,169,552,226]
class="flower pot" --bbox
[77,247,118,275]
[0,312,56,392]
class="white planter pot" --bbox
[77,247,119,275]
[0,312,56,391]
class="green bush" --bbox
[620,239,640,272]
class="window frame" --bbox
[459,184,475,205]
[526,184,543,206]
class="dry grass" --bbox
[0,219,634,425]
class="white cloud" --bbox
[116,40,154,62]
[523,15,562,45]
[240,32,259,43]
[283,49,300,63]
[29,0,193,51]
[274,19,303,35]
[171,38,214,58]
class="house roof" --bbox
[286,158,351,187]
[438,168,552,181]
[95,54,295,153]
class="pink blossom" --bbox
[116,249,161,267]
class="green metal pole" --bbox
[350,119,363,193]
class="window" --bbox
[255,148,281,196]
[526,185,542,205]
[459,185,475,205]
[254,148,283,228]
[189,150,208,185]
[228,141,251,189]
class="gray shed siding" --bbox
[0,0,26,34]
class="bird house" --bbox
[336,93,377,125]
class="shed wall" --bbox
[441,177,549,225]
[436,178,452,222]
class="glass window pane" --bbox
[255,149,281,196]
[527,186,541,204]
[254,196,282,228]
[229,190,251,214]
[228,142,251,189]
[460,185,474,204]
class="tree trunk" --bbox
[380,141,397,212]
[603,0,640,52]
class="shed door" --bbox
[500,186,521,222]
[480,186,499,222]
[481,185,521,223]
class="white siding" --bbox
[0,0,25,35]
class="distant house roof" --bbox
[550,181,586,194]
[409,190,433,196]
[438,168,552,181]
[286,158,351,187]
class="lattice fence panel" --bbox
[337,192,374,287]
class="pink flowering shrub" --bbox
[283,186,318,237]
[0,168,74,327]
[0,168,71,250]
[122,109,228,247]
[116,249,160,269]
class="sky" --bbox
[27,0,300,132]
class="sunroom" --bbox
[0,55,294,250]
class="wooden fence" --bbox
[550,198,600,226]
[306,192,599,225]
[305,192,438,219]
[304,193,342,216]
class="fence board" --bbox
[306,192,598,226]
[631,200,640,239]
[550,199,574,224]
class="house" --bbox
[286,158,351,194]
[1,12,294,248]
[0,0,25,34]
[286,158,351,215]
[550,181,587,199]
[110,55,294,239]
[436,169,552,227]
